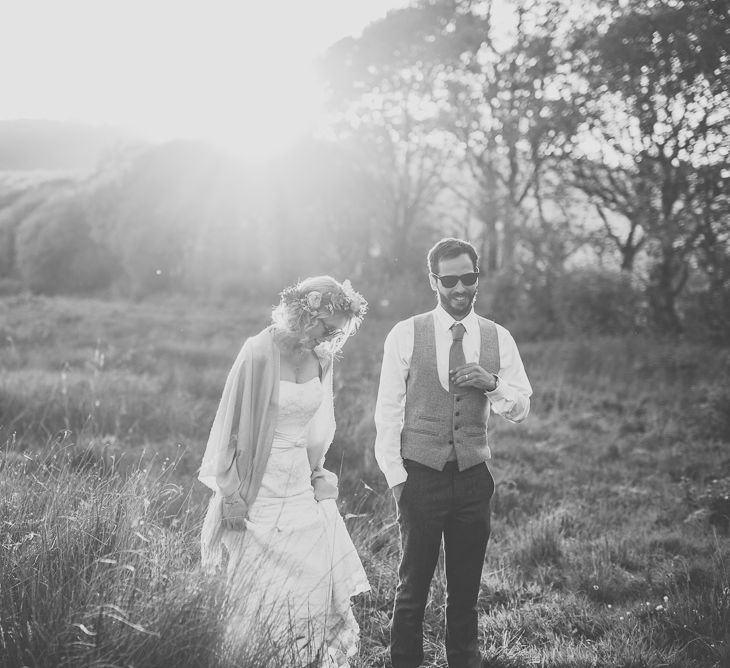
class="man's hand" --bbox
[221,493,248,531]
[450,363,498,392]
[392,482,405,503]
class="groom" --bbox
[374,238,532,668]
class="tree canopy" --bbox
[1,0,728,341]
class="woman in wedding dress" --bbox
[198,276,370,667]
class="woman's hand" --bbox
[221,493,248,531]
[311,467,339,501]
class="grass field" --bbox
[1,294,729,667]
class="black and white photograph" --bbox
[0,1,728,666]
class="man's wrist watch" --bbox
[485,374,499,393]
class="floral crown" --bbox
[280,280,368,330]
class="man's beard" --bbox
[439,290,475,317]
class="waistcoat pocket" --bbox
[404,426,439,437]
[460,425,486,437]
[418,415,442,423]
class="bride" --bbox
[198,276,370,667]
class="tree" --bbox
[321,0,484,276]
[571,0,730,332]
[91,141,257,297]
[444,0,579,271]
[16,193,115,294]
[0,177,76,278]
[251,140,386,288]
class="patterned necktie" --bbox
[449,322,466,392]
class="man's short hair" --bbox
[427,238,479,274]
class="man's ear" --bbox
[428,273,438,292]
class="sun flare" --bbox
[0,0,408,160]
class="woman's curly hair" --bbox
[270,275,367,354]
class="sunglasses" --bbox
[431,271,479,288]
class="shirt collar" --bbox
[434,304,477,335]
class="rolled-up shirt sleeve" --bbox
[486,326,532,423]
[374,320,412,488]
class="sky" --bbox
[0,0,410,157]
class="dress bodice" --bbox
[272,377,323,447]
[255,376,324,505]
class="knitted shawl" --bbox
[198,326,335,569]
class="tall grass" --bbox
[1,295,729,667]
[1,439,221,667]
[0,439,330,668]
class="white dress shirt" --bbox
[374,305,533,488]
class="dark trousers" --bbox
[391,459,494,668]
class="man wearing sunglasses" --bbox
[374,237,532,668]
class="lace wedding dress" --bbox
[222,377,370,667]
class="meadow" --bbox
[1,294,729,668]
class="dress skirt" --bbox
[221,379,369,667]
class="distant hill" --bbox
[0,119,137,172]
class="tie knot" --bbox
[451,322,465,341]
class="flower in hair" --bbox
[279,280,367,327]
[341,280,367,319]
[306,291,322,309]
